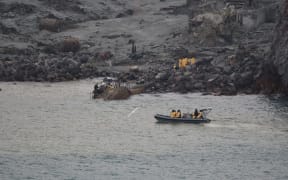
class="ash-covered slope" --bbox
[0,0,187,81]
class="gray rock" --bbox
[223,66,232,74]
[129,66,140,72]
[172,47,189,58]
[221,85,237,95]
[230,72,240,82]
[214,67,223,74]
[184,80,195,91]
[194,74,205,80]
[183,71,192,77]
[155,72,169,80]
[39,18,63,32]
[194,82,204,89]
[241,71,253,81]
[60,37,80,53]
[207,74,219,83]
[235,71,254,88]
[196,57,213,66]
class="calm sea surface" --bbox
[0,80,288,180]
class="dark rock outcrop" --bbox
[268,0,288,92]
[39,18,63,32]
[256,63,283,94]
[0,0,286,97]
[60,37,80,53]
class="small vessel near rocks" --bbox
[154,108,212,123]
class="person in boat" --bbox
[170,109,177,118]
[176,109,181,118]
[197,110,203,119]
[93,84,106,98]
[192,108,199,119]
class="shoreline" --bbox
[0,0,287,96]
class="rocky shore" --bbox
[0,0,287,98]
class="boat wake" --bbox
[127,107,139,118]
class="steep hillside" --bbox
[268,0,288,93]
[0,0,287,95]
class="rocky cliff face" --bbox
[269,0,288,92]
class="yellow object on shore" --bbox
[189,57,196,65]
[178,57,196,68]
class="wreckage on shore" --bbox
[92,78,145,100]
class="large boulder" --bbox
[191,13,223,25]
[256,63,283,94]
[234,71,254,88]
[0,22,18,34]
[60,37,80,53]
[1,2,36,16]
[155,72,169,81]
[39,18,63,32]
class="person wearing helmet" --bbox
[197,110,203,119]
[193,108,199,119]
[170,109,177,118]
[176,109,182,118]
